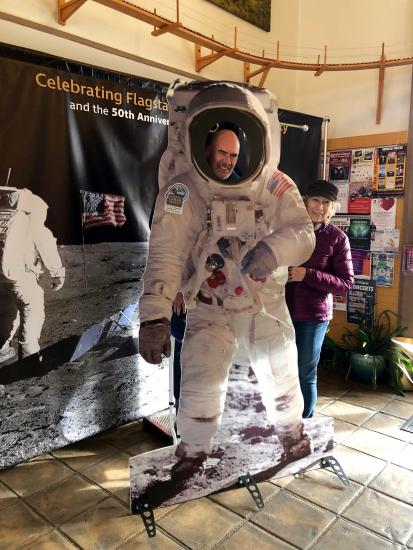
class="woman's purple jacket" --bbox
[285,222,354,322]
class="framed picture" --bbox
[207,0,271,32]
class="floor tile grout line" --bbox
[22,527,82,550]
[50,440,122,468]
[280,479,364,520]
[337,439,411,472]
[7,495,84,550]
[306,514,407,550]
[288,470,412,548]
[336,506,413,547]
[318,407,413,445]
[206,488,302,549]
[0,487,77,550]
[115,523,189,549]
[305,515,341,550]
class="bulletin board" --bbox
[326,131,407,341]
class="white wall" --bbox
[0,0,411,137]
[295,0,413,137]
[0,0,298,108]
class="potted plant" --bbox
[342,310,413,393]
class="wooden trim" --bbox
[328,131,408,151]
[57,0,413,75]
[195,45,238,72]
[57,0,88,25]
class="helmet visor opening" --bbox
[190,108,265,185]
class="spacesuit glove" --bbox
[51,276,65,291]
[241,240,277,278]
[139,318,171,364]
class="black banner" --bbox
[0,44,170,469]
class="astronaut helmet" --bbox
[165,80,281,193]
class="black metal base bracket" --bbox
[239,473,264,510]
[295,455,349,487]
[320,455,350,486]
[132,497,156,537]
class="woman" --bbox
[286,180,354,418]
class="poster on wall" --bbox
[371,229,400,254]
[328,150,352,183]
[373,145,407,196]
[371,197,397,230]
[348,148,373,214]
[351,249,371,279]
[371,253,395,287]
[346,280,376,324]
[348,217,371,250]
[0,44,170,469]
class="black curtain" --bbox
[278,109,323,194]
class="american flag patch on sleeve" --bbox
[267,171,293,197]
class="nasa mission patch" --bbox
[165,183,189,214]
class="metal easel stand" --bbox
[295,455,350,487]
[238,472,265,510]
[132,497,156,538]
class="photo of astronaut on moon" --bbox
[0,48,171,469]
[0,187,65,363]
[132,80,334,508]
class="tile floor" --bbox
[1,369,412,549]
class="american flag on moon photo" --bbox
[80,191,126,230]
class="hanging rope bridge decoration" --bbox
[57,0,413,124]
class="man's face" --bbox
[207,130,240,180]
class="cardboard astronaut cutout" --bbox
[133,81,334,510]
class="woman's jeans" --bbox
[293,320,329,418]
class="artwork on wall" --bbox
[206,0,271,32]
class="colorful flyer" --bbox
[373,145,407,196]
[370,197,397,230]
[328,150,352,183]
[348,217,371,250]
[346,280,376,324]
[349,148,374,214]
[351,249,371,279]
[371,253,395,287]
[370,229,400,254]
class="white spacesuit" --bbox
[139,81,315,471]
[0,187,65,361]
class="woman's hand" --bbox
[288,266,307,282]
[172,292,187,315]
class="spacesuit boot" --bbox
[170,442,207,480]
[277,423,313,463]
